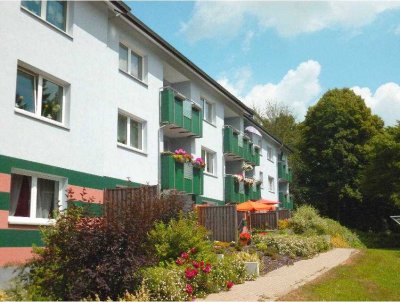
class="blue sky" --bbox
[128,1,400,125]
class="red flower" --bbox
[199,261,205,267]
[181,252,189,259]
[176,258,184,265]
[190,247,197,254]
[185,268,198,279]
[239,232,251,240]
[226,281,234,289]
[192,261,200,268]
[202,263,211,274]
[186,284,193,295]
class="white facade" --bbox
[0,1,291,206]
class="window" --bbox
[259,171,264,188]
[119,43,144,81]
[21,1,67,31]
[9,172,64,221]
[201,148,216,175]
[117,112,145,151]
[268,176,275,193]
[202,98,215,124]
[267,146,273,161]
[15,67,65,124]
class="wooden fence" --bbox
[198,206,292,242]
[198,205,238,242]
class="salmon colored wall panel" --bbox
[0,210,8,229]
[68,185,104,204]
[0,173,11,193]
[0,247,34,266]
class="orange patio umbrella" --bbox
[257,199,279,205]
[236,201,271,212]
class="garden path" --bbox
[202,248,358,301]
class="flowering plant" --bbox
[242,163,253,171]
[244,178,256,186]
[172,149,193,163]
[192,157,206,169]
[233,174,244,183]
[239,232,251,241]
[226,281,234,290]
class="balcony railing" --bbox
[160,87,203,137]
[161,153,203,195]
[278,162,292,182]
[279,192,293,210]
[224,175,261,203]
[223,126,260,166]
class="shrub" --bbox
[330,234,349,248]
[0,290,8,301]
[288,205,363,248]
[278,219,290,230]
[15,190,184,301]
[211,255,246,291]
[253,234,330,258]
[141,266,188,301]
[148,212,216,264]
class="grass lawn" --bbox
[281,249,400,301]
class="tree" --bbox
[296,88,383,228]
[360,122,400,231]
[254,100,300,148]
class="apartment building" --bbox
[0,1,292,265]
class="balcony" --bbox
[223,126,260,166]
[224,175,261,203]
[278,162,292,182]
[279,192,293,210]
[161,153,203,195]
[160,87,203,138]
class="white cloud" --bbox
[242,30,254,52]
[218,60,322,119]
[181,2,400,42]
[352,83,400,126]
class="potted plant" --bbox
[239,232,251,246]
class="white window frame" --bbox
[267,146,273,162]
[119,42,145,82]
[202,98,215,125]
[117,110,147,154]
[8,169,66,226]
[15,66,67,127]
[202,147,217,176]
[20,0,70,34]
[268,176,275,193]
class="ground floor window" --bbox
[9,173,64,220]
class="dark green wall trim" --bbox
[0,154,142,190]
[0,229,43,247]
[0,193,10,210]
[69,201,103,217]
[195,195,225,206]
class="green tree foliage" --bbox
[254,100,300,148]
[296,88,383,228]
[360,122,400,231]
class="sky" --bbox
[127,1,400,126]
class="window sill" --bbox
[20,6,73,40]
[15,108,70,131]
[117,143,147,156]
[204,172,218,179]
[119,69,148,87]
[8,216,55,226]
[267,158,274,163]
[203,119,217,128]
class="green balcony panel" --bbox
[160,88,202,137]
[278,162,291,182]
[224,126,259,166]
[161,154,203,195]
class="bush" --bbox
[356,231,400,249]
[253,234,330,258]
[288,205,363,248]
[211,255,247,291]
[0,290,8,301]
[15,191,184,301]
[148,212,216,264]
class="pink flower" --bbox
[181,252,189,259]
[185,268,198,279]
[186,284,193,295]
[202,263,211,274]
[192,261,200,268]
[199,261,205,267]
[226,281,234,289]
[190,247,197,254]
[176,258,184,265]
